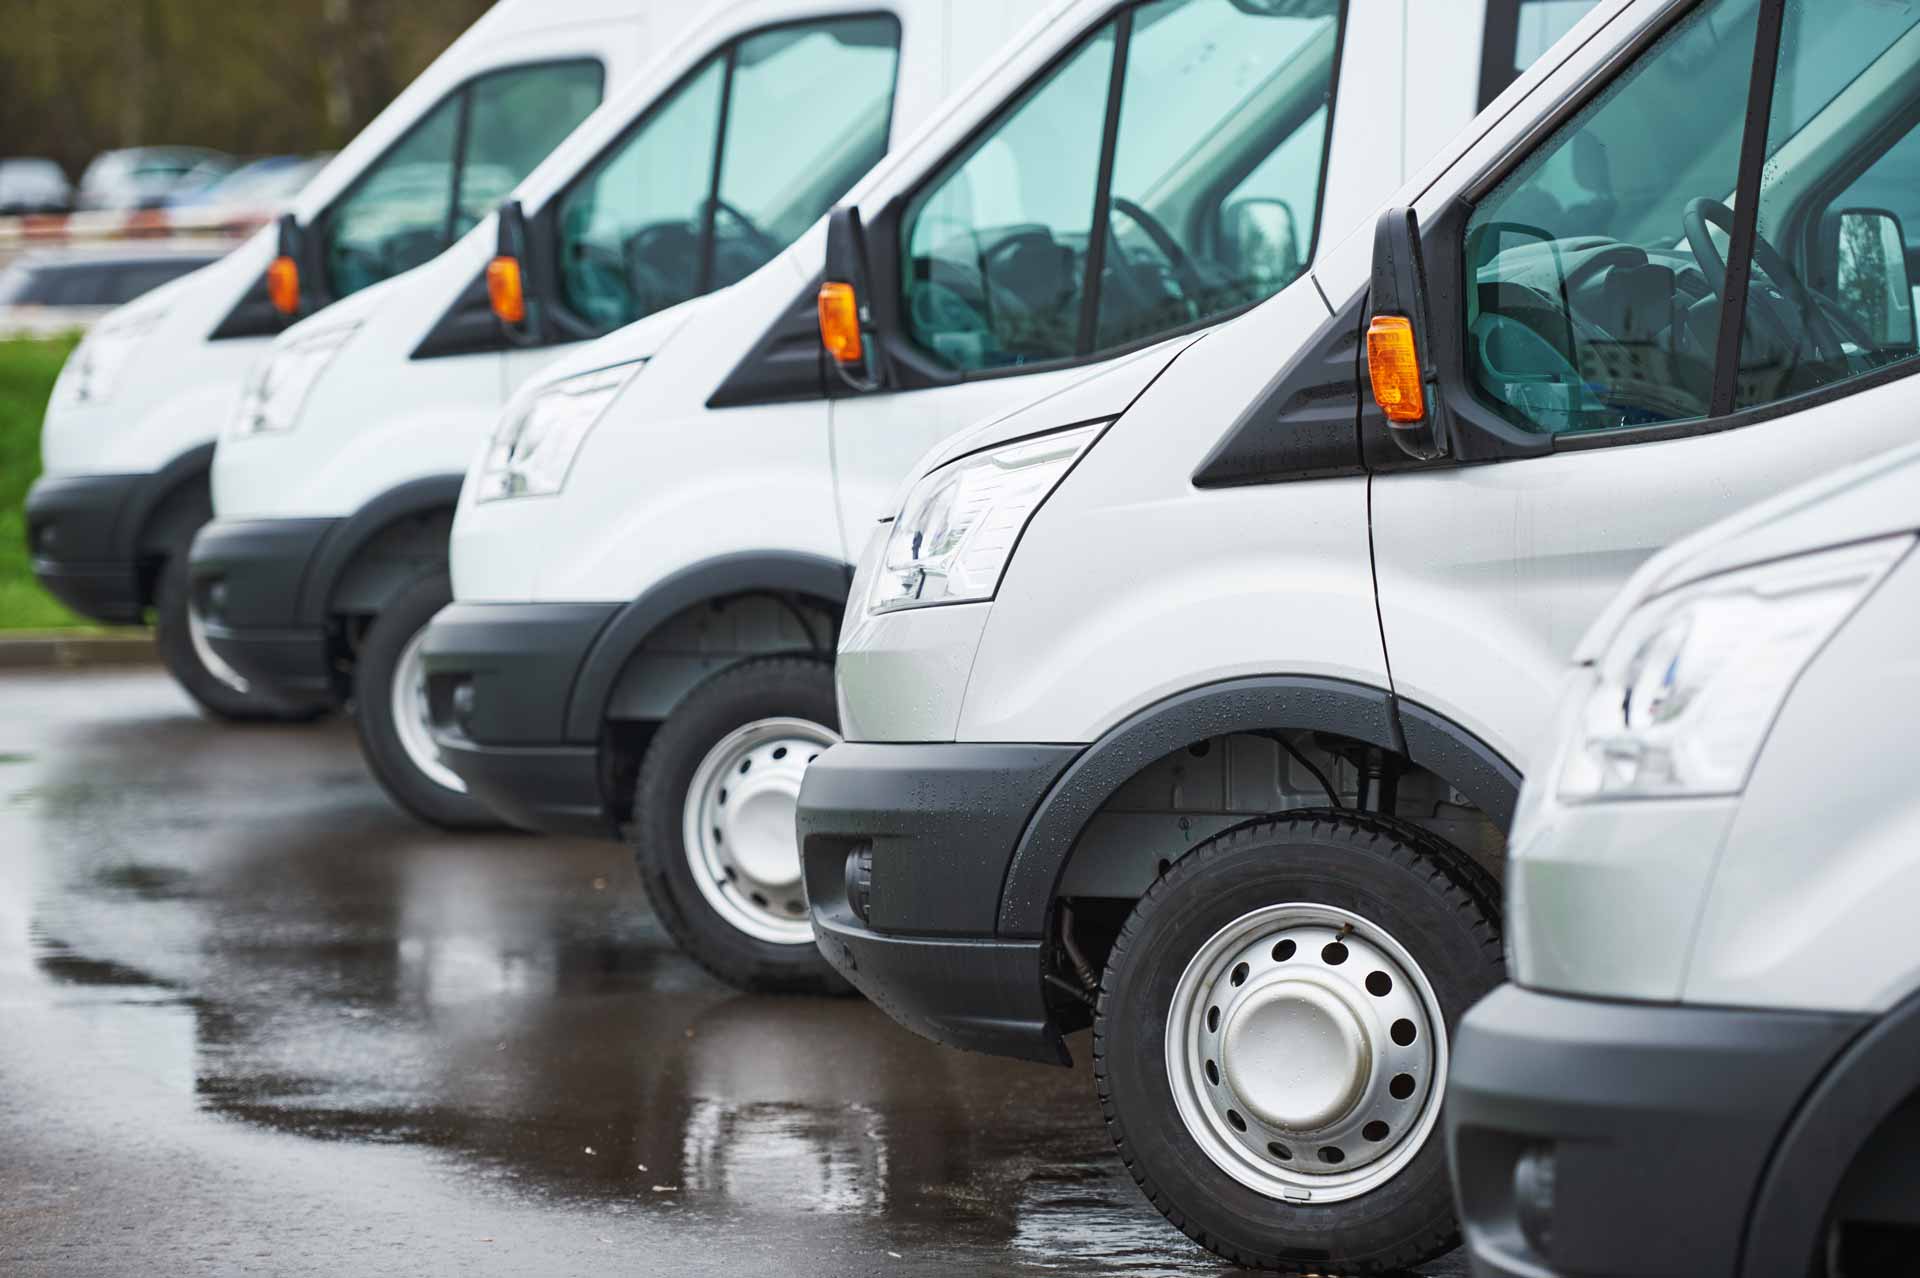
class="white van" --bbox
[187,0,1030,829]
[796,0,1920,1267]
[26,0,691,720]
[418,0,1594,992]
[1446,444,1920,1277]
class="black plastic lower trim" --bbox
[797,741,1080,936]
[187,517,340,699]
[433,737,608,839]
[25,472,148,624]
[417,600,625,836]
[811,913,1065,1065]
[1447,984,1864,1278]
[418,600,621,745]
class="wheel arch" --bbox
[296,474,464,625]
[1742,986,1920,1273]
[121,442,216,603]
[565,551,853,743]
[994,676,1521,938]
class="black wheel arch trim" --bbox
[993,675,1520,937]
[1740,986,1920,1275]
[118,441,216,562]
[562,550,852,743]
[295,474,465,625]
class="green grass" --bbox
[0,335,88,630]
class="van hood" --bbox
[1575,441,1920,663]
[517,290,717,393]
[904,334,1203,493]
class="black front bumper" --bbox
[186,517,340,700]
[25,472,151,624]
[1446,984,1866,1277]
[797,740,1080,1066]
[417,601,622,839]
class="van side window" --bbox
[901,26,1114,370]
[1734,2,1920,407]
[1466,0,1759,434]
[324,60,605,300]
[1466,0,1920,436]
[556,16,903,336]
[902,0,1342,376]
[457,62,605,237]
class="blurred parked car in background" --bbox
[166,154,332,215]
[0,245,223,337]
[0,158,72,214]
[75,147,230,210]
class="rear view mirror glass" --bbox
[1832,208,1917,352]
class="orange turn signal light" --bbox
[817,280,863,364]
[1366,315,1426,424]
[487,255,526,325]
[267,255,300,316]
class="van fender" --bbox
[993,675,1521,937]
[563,551,853,743]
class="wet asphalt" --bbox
[0,668,1470,1277]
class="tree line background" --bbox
[0,0,496,177]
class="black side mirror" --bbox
[1820,207,1917,352]
[1368,206,1449,461]
[821,205,885,392]
[490,199,541,346]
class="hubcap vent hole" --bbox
[1272,938,1296,961]
[1391,1018,1418,1047]
[1367,971,1393,997]
[1363,1120,1390,1142]
[1390,1073,1416,1100]
[1321,941,1349,965]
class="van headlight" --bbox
[1558,536,1910,801]
[870,423,1102,614]
[62,307,166,405]
[474,361,642,502]
[230,321,359,438]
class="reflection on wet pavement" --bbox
[0,669,1466,1276]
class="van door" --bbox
[1371,0,1920,770]
[829,0,1355,560]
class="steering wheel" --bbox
[1682,197,1848,366]
[1108,197,1205,303]
[704,197,783,261]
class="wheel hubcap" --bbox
[391,625,466,795]
[1166,903,1444,1202]
[683,717,838,945]
[187,601,252,695]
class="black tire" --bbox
[630,655,851,996]
[154,549,325,724]
[1094,810,1503,1273]
[352,572,498,831]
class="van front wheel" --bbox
[1094,811,1501,1273]
[630,656,849,995]
[352,572,498,831]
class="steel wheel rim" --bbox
[682,716,838,946]
[391,625,466,795]
[187,600,252,695]
[1165,902,1446,1203]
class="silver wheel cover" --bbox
[682,716,838,946]
[1165,902,1446,1202]
[390,625,466,795]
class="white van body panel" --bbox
[954,283,1387,744]
[215,0,993,530]
[39,0,685,480]
[1506,445,1920,1012]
